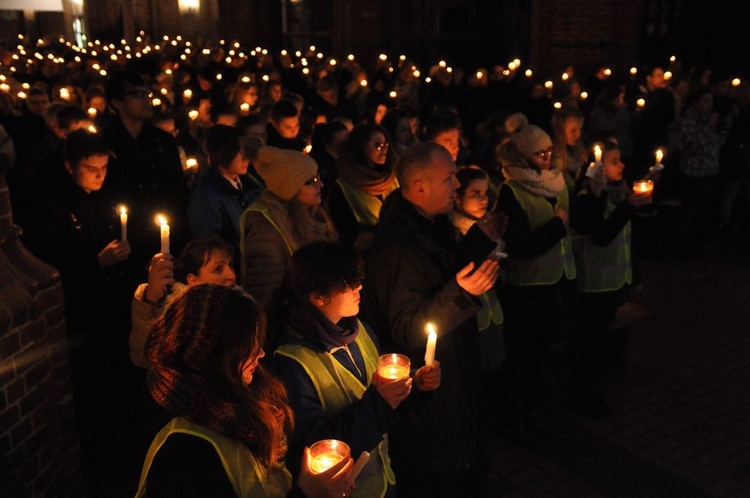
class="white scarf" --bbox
[502,166,566,198]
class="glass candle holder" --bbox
[633,179,654,196]
[377,353,411,381]
[309,439,350,474]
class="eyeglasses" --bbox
[342,276,364,289]
[123,89,152,99]
[304,174,321,186]
[533,148,553,159]
[372,140,390,151]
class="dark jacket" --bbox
[188,167,262,271]
[265,123,306,151]
[270,306,399,479]
[102,118,189,280]
[359,189,494,473]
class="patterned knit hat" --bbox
[254,146,318,201]
[509,120,553,160]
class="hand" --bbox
[456,259,499,296]
[628,192,652,208]
[98,239,131,267]
[477,212,509,241]
[372,372,412,409]
[414,361,441,391]
[555,205,569,226]
[589,170,607,198]
[298,447,355,498]
[144,253,175,304]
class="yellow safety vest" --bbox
[332,178,399,228]
[274,322,396,498]
[476,291,504,331]
[240,199,294,279]
[572,192,632,293]
[135,417,292,498]
[504,181,577,286]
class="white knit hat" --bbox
[254,146,318,201]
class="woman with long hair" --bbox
[136,284,354,497]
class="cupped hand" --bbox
[456,259,500,296]
[298,446,355,498]
[372,372,412,409]
[98,239,131,267]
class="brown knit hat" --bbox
[509,122,553,161]
[254,146,318,201]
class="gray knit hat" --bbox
[254,146,318,201]
[509,121,553,160]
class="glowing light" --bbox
[438,60,446,68]
[553,102,562,109]
[664,71,672,80]
[580,91,588,100]
[525,69,533,77]
[603,68,612,76]
[152,98,162,107]
[389,91,397,98]
[732,78,742,87]
[347,54,354,61]
[544,80,553,89]
[188,109,199,120]
[562,72,569,81]
[670,55,676,63]
[630,67,638,75]
[636,98,645,108]
[379,54,388,61]
[360,79,368,87]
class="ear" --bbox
[413,179,426,193]
[308,293,327,307]
[186,273,198,286]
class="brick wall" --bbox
[530,0,644,75]
[0,155,81,495]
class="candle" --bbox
[309,439,350,474]
[732,78,741,87]
[425,323,437,366]
[183,88,192,101]
[118,205,128,242]
[240,102,250,114]
[633,179,654,196]
[655,149,664,166]
[87,107,97,118]
[188,109,199,120]
[377,353,410,381]
[156,214,170,255]
[636,98,645,109]
[594,145,602,166]
[185,157,198,170]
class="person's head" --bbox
[600,140,624,183]
[381,108,414,149]
[425,112,462,161]
[232,81,260,108]
[344,123,390,168]
[505,116,554,171]
[145,284,293,466]
[43,102,67,138]
[270,99,300,139]
[646,66,667,91]
[364,94,388,125]
[63,129,110,193]
[254,146,321,205]
[210,99,239,127]
[174,237,236,287]
[26,88,50,116]
[551,108,584,147]
[57,104,92,136]
[281,241,363,324]
[398,142,460,218]
[84,85,107,112]
[105,70,153,122]
[316,75,338,105]
[689,86,713,115]
[594,83,626,114]
[262,80,283,104]
[205,124,250,181]
[454,166,490,219]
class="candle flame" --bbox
[186,158,198,169]
[117,204,127,215]
[156,214,168,226]
[426,323,436,335]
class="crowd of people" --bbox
[2,33,750,497]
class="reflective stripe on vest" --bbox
[274,322,395,498]
[136,417,292,498]
[332,178,398,227]
[504,181,577,286]
[572,195,632,293]
[477,290,504,331]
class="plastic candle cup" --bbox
[377,354,410,381]
[309,439,350,474]
[633,179,654,196]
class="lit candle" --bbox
[377,353,410,380]
[188,109,199,120]
[594,145,602,166]
[183,88,192,101]
[87,107,97,118]
[240,102,250,114]
[636,98,645,109]
[118,205,128,242]
[59,87,70,100]
[655,149,664,166]
[304,144,312,154]
[425,323,437,366]
[732,78,741,87]
[633,179,654,196]
[156,214,170,255]
[185,157,198,170]
[309,439,350,474]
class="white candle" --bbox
[425,323,437,366]
[118,205,128,242]
[594,145,602,166]
[156,214,170,255]
[655,149,664,166]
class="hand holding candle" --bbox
[117,204,128,241]
[650,148,665,175]
[308,439,350,474]
[156,214,170,255]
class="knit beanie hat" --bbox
[205,124,241,170]
[254,146,318,201]
[507,114,553,160]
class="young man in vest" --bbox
[361,141,501,498]
[570,139,650,418]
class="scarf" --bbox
[502,165,566,198]
[337,151,398,197]
[263,191,337,253]
[288,304,359,348]
[605,180,629,204]
[448,208,479,237]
